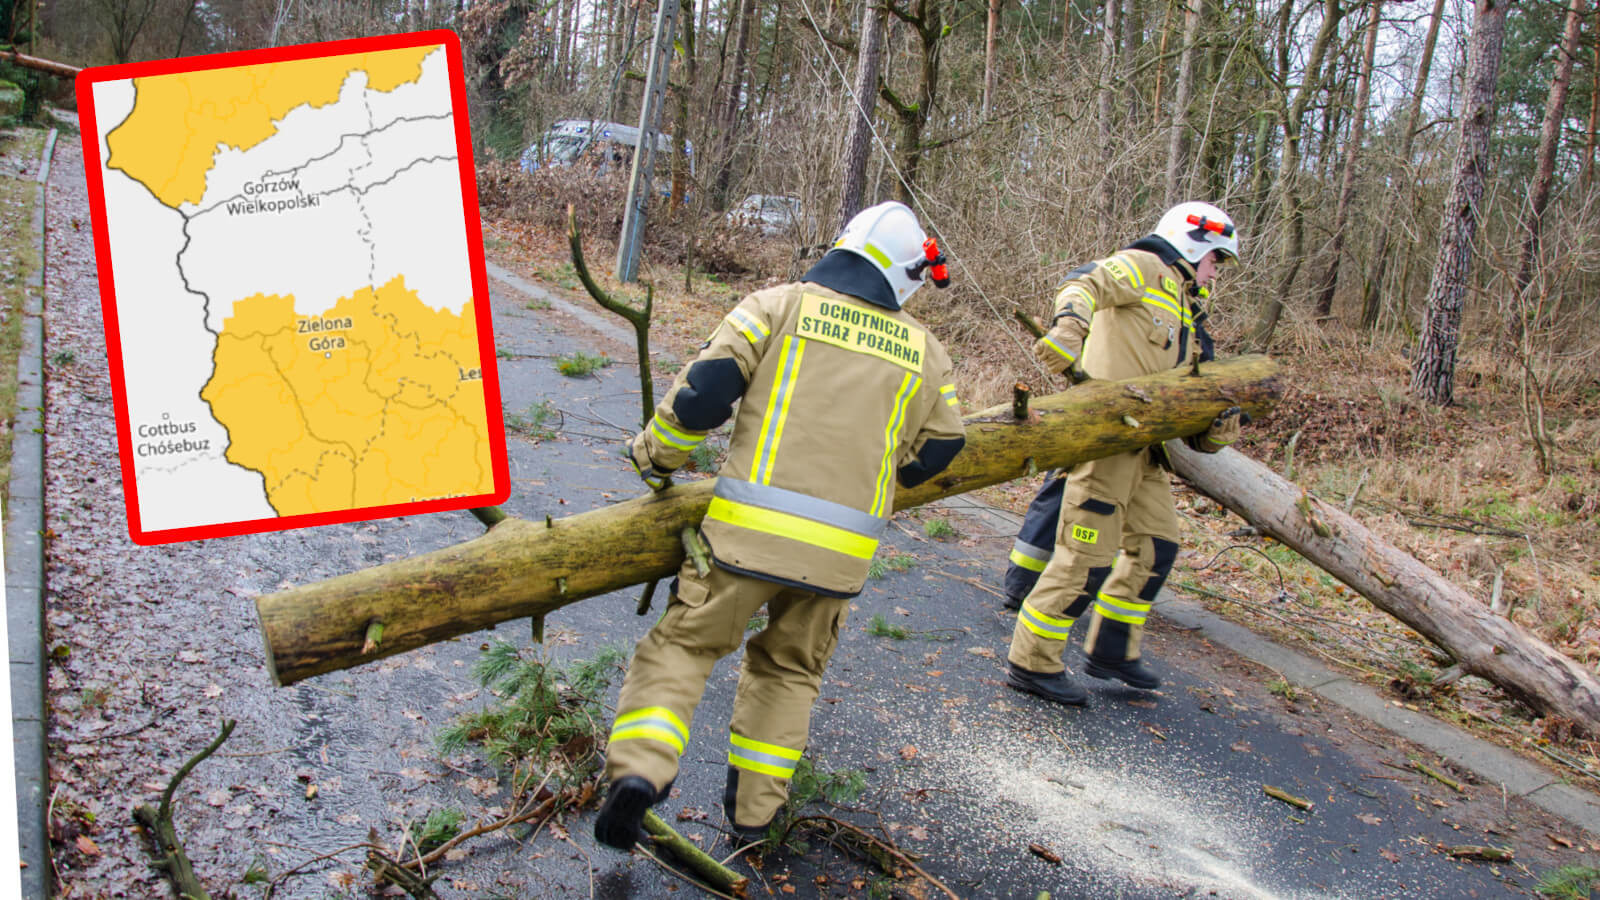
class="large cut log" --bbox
[0,50,82,78]
[257,355,1281,685]
[1166,439,1600,736]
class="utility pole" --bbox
[616,0,678,283]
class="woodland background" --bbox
[6,0,1600,776]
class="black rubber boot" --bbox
[1006,664,1088,707]
[1003,593,1024,612]
[1084,656,1161,690]
[595,775,656,851]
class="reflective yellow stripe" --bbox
[649,416,704,451]
[706,497,878,559]
[1019,599,1075,640]
[1142,290,1183,320]
[871,373,921,517]
[725,307,770,343]
[1063,285,1096,314]
[1041,336,1078,363]
[752,336,805,485]
[1117,254,1144,289]
[861,242,893,268]
[729,755,795,778]
[730,732,802,759]
[1009,547,1047,573]
[1095,591,1151,624]
[610,706,689,754]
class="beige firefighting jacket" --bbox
[638,282,965,596]
[1033,248,1199,381]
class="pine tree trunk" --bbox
[1410,0,1508,406]
[1512,0,1586,298]
[258,357,1283,685]
[982,0,999,119]
[1311,0,1381,320]
[838,4,886,231]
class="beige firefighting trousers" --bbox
[1008,448,1181,673]
[604,554,850,829]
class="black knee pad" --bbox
[1137,538,1180,602]
[1065,564,1114,617]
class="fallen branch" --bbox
[133,719,237,900]
[1410,759,1467,794]
[787,815,959,900]
[367,849,440,899]
[1262,785,1313,811]
[1445,844,1514,862]
[642,811,749,897]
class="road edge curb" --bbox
[7,125,57,898]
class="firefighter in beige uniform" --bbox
[594,202,966,850]
[1006,202,1243,706]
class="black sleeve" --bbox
[671,358,747,431]
[896,436,966,489]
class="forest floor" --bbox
[479,212,1600,798]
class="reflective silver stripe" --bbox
[1011,539,1051,564]
[1018,601,1073,640]
[713,479,886,538]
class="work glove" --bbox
[624,432,674,491]
[1191,406,1242,454]
[1032,317,1088,380]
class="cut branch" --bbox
[133,719,236,900]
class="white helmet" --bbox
[1154,201,1240,266]
[833,201,947,308]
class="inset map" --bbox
[78,31,508,544]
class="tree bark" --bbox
[1311,0,1381,320]
[257,357,1283,685]
[1164,0,1203,206]
[1361,0,1445,330]
[838,3,887,232]
[1512,0,1586,299]
[1167,441,1600,736]
[1410,0,1508,407]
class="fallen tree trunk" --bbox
[0,50,82,77]
[1167,440,1600,735]
[257,355,1281,685]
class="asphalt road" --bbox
[33,126,1596,898]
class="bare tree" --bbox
[839,2,887,231]
[1164,0,1202,206]
[1249,0,1345,348]
[1097,0,1122,223]
[879,0,946,204]
[1311,0,1381,320]
[1410,0,1510,406]
[982,0,999,119]
[91,0,161,62]
[1512,0,1588,299]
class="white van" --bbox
[520,119,693,184]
